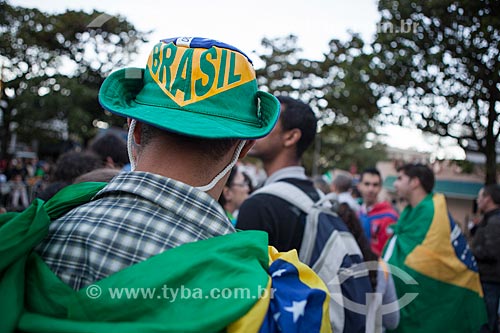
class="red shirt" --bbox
[360,201,399,256]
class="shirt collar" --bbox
[484,207,500,219]
[264,166,308,186]
[96,171,234,233]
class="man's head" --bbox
[52,151,103,183]
[98,37,280,192]
[249,95,317,164]
[331,174,353,194]
[358,168,382,207]
[477,184,500,214]
[394,163,434,205]
[89,133,129,169]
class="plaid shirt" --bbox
[36,171,235,290]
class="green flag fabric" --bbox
[0,182,332,333]
[0,182,269,332]
[383,193,487,333]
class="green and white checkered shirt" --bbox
[36,171,235,290]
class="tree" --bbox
[372,0,500,184]
[317,34,386,172]
[0,1,148,158]
[255,34,386,174]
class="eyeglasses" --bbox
[231,180,250,188]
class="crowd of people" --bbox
[0,132,130,213]
[0,36,498,333]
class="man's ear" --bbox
[105,156,115,169]
[410,177,420,190]
[283,128,301,148]
[127,118,142,145]
[239,140,256,159]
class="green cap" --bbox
[99,37,280,139]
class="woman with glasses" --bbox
[218,166,252,226]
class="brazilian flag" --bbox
[383,193,487,333]
[0,182,331,333]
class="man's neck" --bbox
[409,190,428,208]
[484,205,500,215]
[135,144,231,200]
[264,165,308,185]
[364,201,377,212]
[262,154,301,178]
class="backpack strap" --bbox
[252,182,340,263]
[252,181,316,213]
[253,181,371,333]
[253,181,339,210]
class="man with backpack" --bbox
[237,95,320,251]
[237,96,373,333]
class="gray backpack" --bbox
[254,181,373,333]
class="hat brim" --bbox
[99,68,280,139]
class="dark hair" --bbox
[351,186,361,198]
[397,163,435,194]
[337,203,378,290]
[37,151,103,201]
[482,184,500,205]
[140,123,238,162]
[277,95,317,159]
[218,166,239,207]
[89,133,129,167]
[360,167,382,183]
[51,151,103,183]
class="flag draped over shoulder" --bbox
[383,193,487,333]
[0,182,331,333]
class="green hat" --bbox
[99,37,280,139]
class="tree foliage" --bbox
[0,1,148,158]
[255,34,386,174]
[372,0,500,184]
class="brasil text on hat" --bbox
[98,37,280,139]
